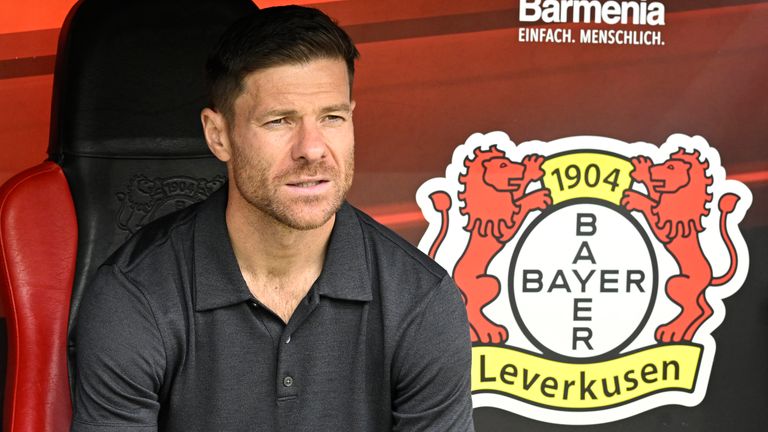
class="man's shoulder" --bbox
[350,205,447,281]
[346,205,457,316]
[349,206,468,362]
[104,201,200,276]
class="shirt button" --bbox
[285,335,291,344]
[283,376,294,387]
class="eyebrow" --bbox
[260,104,352,119]
[261,109,299,119]
[319,103,352,114]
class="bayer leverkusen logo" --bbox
[416,133,751,424]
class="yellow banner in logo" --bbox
[541,152,634,205]
[472,344,702,410]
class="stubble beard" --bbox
[231,147,354,231]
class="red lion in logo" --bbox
[428,146,551,343]
[621,149,740,342]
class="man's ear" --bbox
[201,108,232,162]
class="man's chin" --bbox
[268,199,344,231]
[275,212,336,231]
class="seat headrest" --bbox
[49,0,257,159]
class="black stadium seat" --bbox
[0,1,256,429]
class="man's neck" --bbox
[225,191,335,323]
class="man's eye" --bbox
[324,115,346,123]
[265,118,288,126]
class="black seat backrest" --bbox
[48,0,256,380]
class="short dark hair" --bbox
[206,5,360,120]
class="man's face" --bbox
[225,58,355,230]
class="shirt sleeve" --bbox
[391,275,475,432]
[70,265,165,432]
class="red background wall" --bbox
[1,0,766,245]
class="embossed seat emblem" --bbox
[116,174,225,234]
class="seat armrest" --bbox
[0,161,77,432]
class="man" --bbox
[71,6,473,431]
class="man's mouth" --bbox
[289,180,327,188]
[285,178,331,191]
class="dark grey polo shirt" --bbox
[71,187,474,431]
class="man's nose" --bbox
[292,120,327,162]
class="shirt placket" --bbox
[275,290,320,431]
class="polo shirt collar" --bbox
[193,187,251,311]
[193,186,372,312]
[313,203,372,302]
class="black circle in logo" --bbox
[508,198,658,363]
